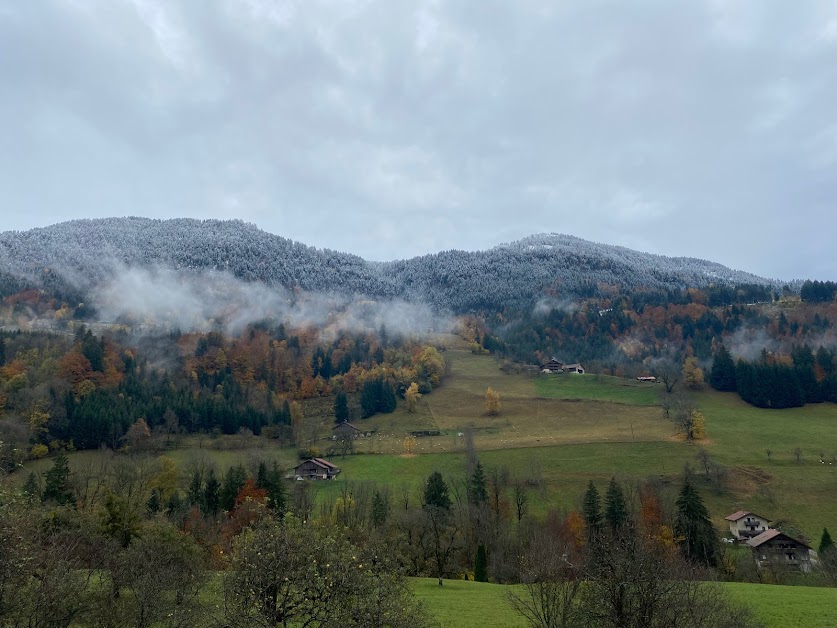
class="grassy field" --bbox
[411,578,837,628]
[359,350,675,453]
[14,341,837,539]
[534,372,661,406]
[411,578,526,628]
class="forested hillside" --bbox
[0,218,779,314]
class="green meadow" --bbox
[410,578,837,628]
[16,343,837,540]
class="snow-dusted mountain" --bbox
[0,218,777,312]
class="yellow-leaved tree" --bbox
[682,357,705,390]
[689,410,706,440]
[405,382,421,413]
[484,387,501,416]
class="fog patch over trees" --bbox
[91,266,453,338]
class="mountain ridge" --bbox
[0,217,782,313]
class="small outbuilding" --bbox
[747,529,814,573]
[563,363,585,374]
[294,458,341,480]
[725,510,771,540]
[332,421,363,440]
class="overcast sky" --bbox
[1,1,836,281]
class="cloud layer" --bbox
[92,266,451,337]
[2,1,836,279]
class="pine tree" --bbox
[709,345,737,392]
[424,471,451,511]
[475,544,488,582]
[380,381,397,413]
[22,471,39,501]
[255,461,268,490]
[166,489,183,515]
[334,391,350,424]
[469,462,488,506]
[221,464,247,511]
[147,488,162,514]
[674,477,717,567]
[0,336,5,367]
[604,477,629,531]
[360,379,380,418]
[372,490,388,527]
[187,470,204,509]
[582,481,602,536]
[266,462,285,515]
[820,528,834,555]
[204,469,221,516]
[42,453,74,506]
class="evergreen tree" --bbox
[674,477,717,567]
[474,544,488,583]
[204,469,221,516]
[469,462,488,506]
[372,490,388,527]
[166,489,183,515]
[42,453,74,506]
[255,461,268,490]
[334,391,350,424]
[0,337,5,367]
[380,380,397,413]
[22,471,39,501]
[424,471,451,511]
[604,477,629,531]
[709,345,737,392]
[582,481,602,536]
[265,462,286,515]
[360,379,380,418]
[187,470,204,509]
[147,488,162,514]
[820,528,834,555]
[221,464,247,511]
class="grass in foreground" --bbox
[410,578,526,628]
[411,577,837,628]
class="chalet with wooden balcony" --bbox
[725,510,771,540]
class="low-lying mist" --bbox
[92,267,453,338]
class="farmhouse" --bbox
[294,458,341,480]
[540,359,564,373]
[747,529,814,573]
[563,363,585,374]
[724,510,771,540]
[332,421,363,440]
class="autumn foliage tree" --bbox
[682,357,705,390]
[484,387,501,416]
[405,382,421,413]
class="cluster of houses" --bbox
[725,510,816,573]
[540,359,585,374]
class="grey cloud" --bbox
[1,0,836,280]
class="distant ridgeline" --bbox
[0,217,779,314]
